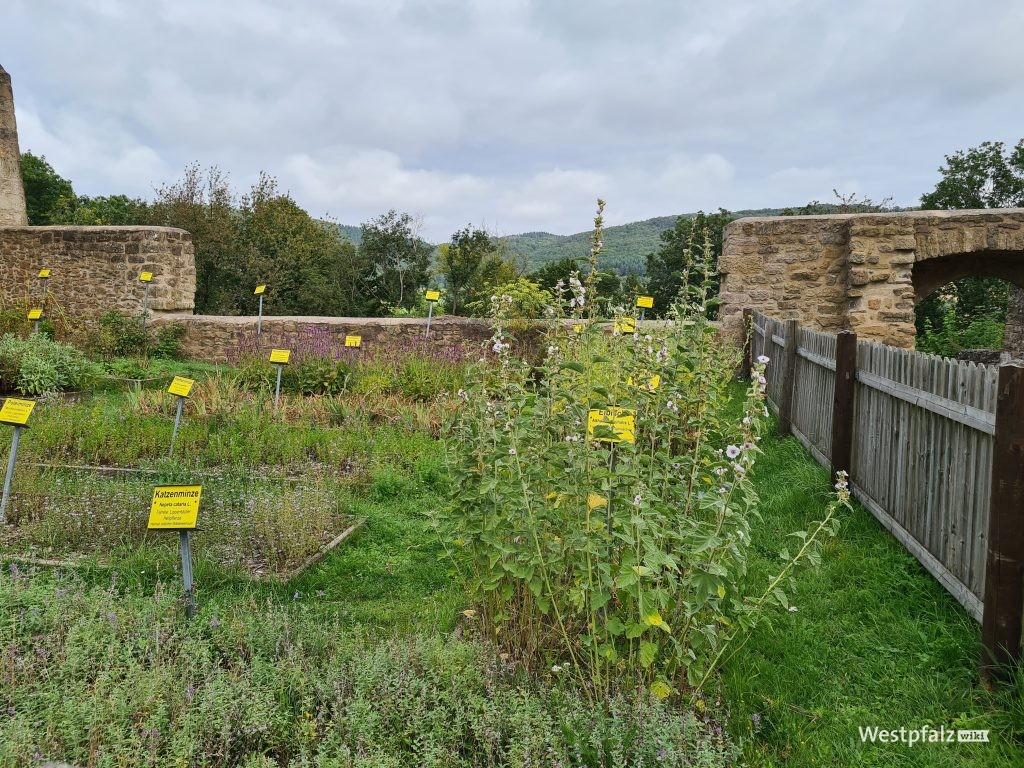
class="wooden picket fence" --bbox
[746,309,1024,674]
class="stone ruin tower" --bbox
[0,64,28,226]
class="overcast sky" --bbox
[3,0,1022,241]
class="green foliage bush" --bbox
[154,322,187,359]
[95,311,149,357]
[438,204,846,700]
[0,333,98,395]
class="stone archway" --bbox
[719,209,1024,349]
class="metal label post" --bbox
[425,301,434,338]
[274,363,283,415]
[0,425,22,523]
[179,530,195,618]
[169,395,184,457]
[0,397,36,524]
[258,294,264,336]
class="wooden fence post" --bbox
[777,319,799,437]
[742,308,754,380]
[830,331,857,479]
[982,361,1024,680]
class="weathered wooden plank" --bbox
[982,362,1024,676]
[831,331,857,478]
[855,369,995,435]
[776,319,799,437]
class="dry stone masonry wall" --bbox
[719,209,1024,348]
[0,226,196,319]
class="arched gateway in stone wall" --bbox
[718,209,1024,349]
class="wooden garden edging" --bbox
[746,310,1024,678]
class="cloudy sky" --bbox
[3,0,1022,241]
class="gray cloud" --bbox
[4,0,1022,241]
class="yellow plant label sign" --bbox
[587,407,636,444]
[345,335,362,348]
[140,271,153,283]
[254,284,267,295]
[614,317,637,334]
[425,290,441,302]
[38,268,51,278]
[269,348,291,364]
[167,376,195,398]
[27,308,42,320]
[636,295,654,309]
[0,397,35,426]
[147,485,202,529]
[628,373,661,392]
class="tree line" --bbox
[19,139,1024,333]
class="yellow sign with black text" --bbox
[140,271,153,283]
[587,407,636,444]
[425,290,441,302]
[614,317,637,334]
[147,485,202,529]
[167,376,195,398]
[254,284,267,295]
[27,308,42,320]
[269,349,291,364]
[0,397,35,426]
[345,335,362,348]
[38,268,51,279]
[636,295,654,309]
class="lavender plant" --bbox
[439,201,846,700]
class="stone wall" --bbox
[0,226,196,320]
[719,208,1024,348]
[149,314,498,362]
[0,65,27,227]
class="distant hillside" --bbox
[330,208,793,275]
[501,208,788,275]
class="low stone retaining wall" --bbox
[149,314,497,362]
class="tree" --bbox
[439,226,496,315]
[644,209,733,317]
[358,210,433,314]
[66,194,148,225]
[20,151,75,225]
[918,139,1024,352]
[921,140,1024,210]
[148,164,240,313]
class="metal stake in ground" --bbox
[0,397,36,523]
[166,376,195,457]
[179,530,195,618]
[148,484,202,620]
[140,271,153,329]
[255,284,267,336]
[269,348,291,416]
[424,289,440,339]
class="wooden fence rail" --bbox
[748,310,1024,675]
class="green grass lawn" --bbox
[725,431,1024,766]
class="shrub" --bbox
[153,322,187,359]
[437,202,846,699]
[0,333,98,395]
[95,311,149,357]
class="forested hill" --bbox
[499,208,787,274]
[332,209,788,274]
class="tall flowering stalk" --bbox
[438,201,847,700]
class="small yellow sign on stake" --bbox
[38,268,51,279]
[140,271,153,283]
[627,373,661,392]
[27,308,42,320]
[147,485,202,529]
[587,407,636,444]
[425,290,441,302]
[614,317,637,334]
[167,376,195,398]
[0,397,35,426]
[269,348,291,364]
[345,335,362,348]
[254,284,267,295]
[636,295,654,309]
